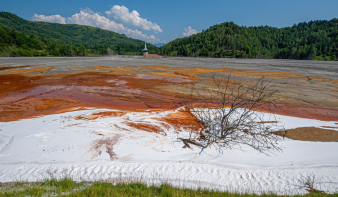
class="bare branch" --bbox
[180,71,284,153]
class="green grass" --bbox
[0,178,90,197]
[0,178,337,197]
[314,56,338,61]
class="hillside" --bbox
[0,12,144,47]
[0,12,159,56]
[0,25,89,57]
[160,19,338,60]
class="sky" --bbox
[1,0,338,43]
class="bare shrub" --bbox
[300,174,325,194]
[181,72,284,152]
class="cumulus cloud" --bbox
[105,5,162,33]
[66,9,159,42]
[31,7,161,42]
[67,9,126,32]
[32,13,66,24]
[183,26,199,37]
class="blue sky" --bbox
[1,0,338,43]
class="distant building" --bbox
[143,43,148,57]
[145,54,162,58]
[143,42,162,58]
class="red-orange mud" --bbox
[0,65,36,71]
[126,122,166,135]
[0,71,182,122]
[0,65,337,123]
[92,111,127,117]
[272,104,338,121]
[1,66,52,75]
[156,110,203,130]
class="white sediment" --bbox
[0,108,337,195]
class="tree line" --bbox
[0,25,158,57]
[160,19,338,60]
[0,26,89,57]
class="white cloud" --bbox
[31,8,161,42]
[67,9,159,42]
[183,26,199,37]
[67,9,126,33]
[105,5,162,33]
[32,13,66,24]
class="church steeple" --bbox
[143,42,148,52]
[142,42,162,58]
[143,42,148,57]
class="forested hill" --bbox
[160,19,338,60]
[0,12,158,56]
[0,12,143,47]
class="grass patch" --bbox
[0,179,337,197]
[314,56,337,61]
[0,178,90,197]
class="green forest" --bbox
[160,19,338,60]
[0,12,158,57]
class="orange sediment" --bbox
[0,65,337,123]
[1,66,52,75]
[156,110,203,131]
[92,111,127,117]
[126,122,166,135]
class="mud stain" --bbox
[126,122,166,135]
[0,65,37,71]
[89,135,121,160]
[0,136,14,154]
[0,72,181,122]
[92,111,127,118]
[271,104,338,122]
[321,126,338,129]
[0,98,81,122]
[75,111,126,120]
[257,121,279,124]
[92,66,111,70]
[275,127,338,142]
[1,66,52,75]
[156,110,203,131]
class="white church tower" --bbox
[143,42,148,57]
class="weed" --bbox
[0,178,337,197]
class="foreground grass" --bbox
[0,178,336,197]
